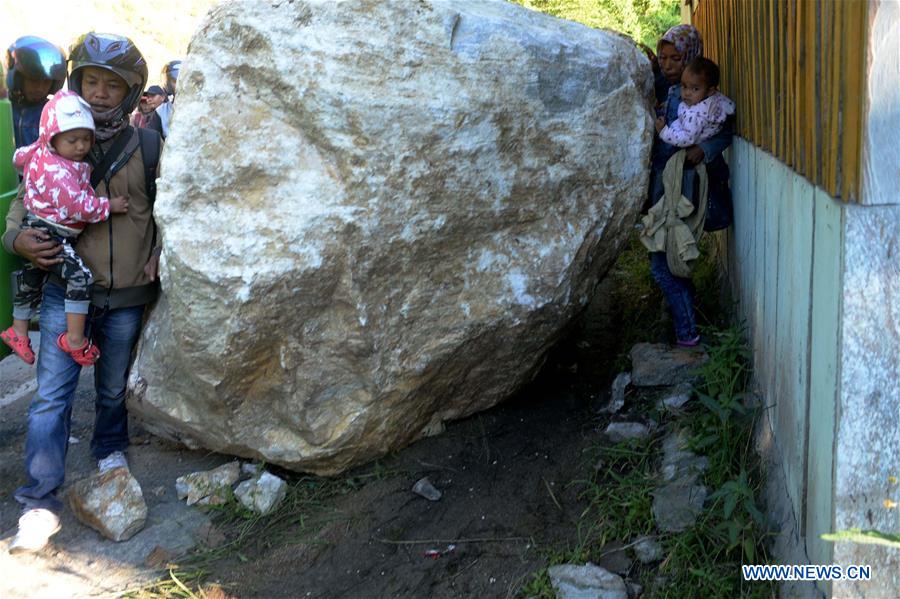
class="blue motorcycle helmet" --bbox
[5,36,67,104]
[162,60,181,96]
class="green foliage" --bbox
[518,325,775,598]
[513,0,681,47]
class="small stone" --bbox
[632,536,664,564]
[658,382,693,411]
[145,545,173,568]
[599,372,631,414]
[241,462,261,477]
[548,563,628,599]
[68,468,147,541]
[596,540,632,575]
[604,422,650,443]
[412,477,442,501]
[152,485,167,498]
[421,414,446,437]
[652,480,707,532]
[234,471,288,515]
[660,430,709,483]
[630,343,708,387]
[175,461,241,506]
[68,435,80,444]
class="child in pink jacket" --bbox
[1,90,127,366]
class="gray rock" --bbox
[626,581,644,598]
[632,536,663,564]
[412,477,442,501]
[604,422,650,443]
[630,343,708,387]
[175,461,240,506]
[127,0,654,475]
[657,382,693,411]
[660,430,709,483]
[596,540,632,575]
[234,471,288,515]
[68,468,147,542]
[652,480,708,532]
[548,563,628,599]
[599,372,631,414]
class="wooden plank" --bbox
[840,0,866,201]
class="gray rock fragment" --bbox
[660,430,709,483]
[175,461,240,506]
[412,477,442,501]
[657,382,693,411]
[599,372,631,414]
[632,536,664,564]
[652,480,708,532]
[626,581,644,598]
[604,422,650,443]
[548,563,628,599]
[234,471,288,515]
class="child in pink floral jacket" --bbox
[1,90,127,366]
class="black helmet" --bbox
[162,60,181,96]
[68,32,148,116]
[5,36,67,103]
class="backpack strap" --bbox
[89,127,138,190]
[136,127,162,204]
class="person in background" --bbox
[3,32,162,555]
[131,84,166,128]
[145,60,180,139]
[5,36,67,148]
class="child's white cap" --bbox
[53,93,95,135]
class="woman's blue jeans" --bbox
[649,252,697,342]
[13,282,144,512]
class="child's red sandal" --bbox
[1,326,35,365]
[56,332,100,366]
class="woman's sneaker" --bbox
[8,509,61,554]
[98,451,129,474]
[676,334,701,348]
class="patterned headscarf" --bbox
[658,24,703,65]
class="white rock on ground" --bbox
[127,0,653,475]
[548,563,628,599]
[604,421,649,442]
[234,471,288,515]
[175,461,240,506]
[632,535,664,564]
[68,468,147,541]
[658,382,693,411]
[600,371,631,414]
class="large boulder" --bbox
[128,0,653,474]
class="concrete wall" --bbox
[723,136,899,597]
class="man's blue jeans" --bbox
[649,252,697,342]
[13,282,144,512]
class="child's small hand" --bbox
[655,116,666,133]
[109,196,129,214]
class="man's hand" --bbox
[685,145,705,165]
[144,247,162,281]
[13,228,63,269]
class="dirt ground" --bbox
[0,283,622,599]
